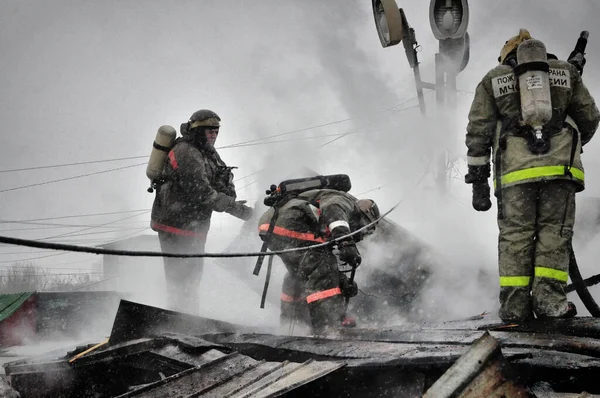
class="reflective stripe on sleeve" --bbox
[280,293,302,302]
[168,150,179,170]
[328,220,350,232]
[306,287,342,303]
[467,155,490,166]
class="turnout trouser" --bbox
[497,180,576,321]
[158,231,206,315]
[268,236,344,334]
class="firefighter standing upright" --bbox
[150,109,253,314]
[465,29,600,322]
[258,188,380,335]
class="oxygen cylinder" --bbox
[263,174,352,206]
[146,125,177,182]
[517,39,552,135]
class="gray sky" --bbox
[2,0,600,320]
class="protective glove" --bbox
[472,181,492,212]
[339,273,358,298]
[337,240,361,269]
[464,164,490,184]
[227,200,254,221]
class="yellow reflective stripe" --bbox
[535,266,569,283]
[501,166,584,185]
[499,276,531,287]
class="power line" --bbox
[355,184,390,196]
[0,259,100,270]
[0,163,146,193]
[217,117,354,149]
[36,210,149,241]
[233,169,266,183]
[0,209,151,224]
[0,252,71,264]
[0,96,423,186]
[0,97,423,195]
[0,222,150,233]
[38,227,151,241]
[0,202,398,258]
[0,156,148,174]
[0,272,103,277]
[70,275,120,292]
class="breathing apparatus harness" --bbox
[495,33,588,218]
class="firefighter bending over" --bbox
[258,188,380,335]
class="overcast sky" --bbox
[2,0,600,321]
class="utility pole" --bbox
[372,0,470,192]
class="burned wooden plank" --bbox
[149,345,227,368]
[4,336,235,398]
[115,352,260,397]
[109,300,268,344]
[423,332,535,398]
[340,327,600,359]
[471,317,600,339]
[224,359,345,398]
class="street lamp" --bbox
[372,0,403,48]
[372,0,426,115]
[429,0,469,40]
[429,0,470,192]
[429,0,470,104]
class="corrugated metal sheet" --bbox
[0,292,34,322]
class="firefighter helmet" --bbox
[182,109,221,142]
[499,28,532,64]
[357,199,380,223]
[189,109,221,128]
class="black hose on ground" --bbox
[568,242,600,317]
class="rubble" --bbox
[4,300,600,397]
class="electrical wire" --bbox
[217,117,354,149]
[0,156,148,174]
[0,209,151,224]
[0,201,400,258]
[36,211,149,241]
[0,163,146,193]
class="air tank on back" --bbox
[517,39,552,135]
[146,125,177,192]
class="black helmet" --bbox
[182,109,221,142]
[354,199,380,237]
[189,109,221,128]
[357,199,380,223]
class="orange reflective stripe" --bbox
[280,293,302,302]
[168,150,179,170]
[306,287,342,303]
[258,224,325,243]
[151,222,206,238]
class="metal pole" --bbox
[413,65,427,115]
[434,52,447,193]
[446,71,457,110]
[435,53,445,105]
